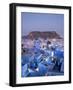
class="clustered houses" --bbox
[21,37,64,51]
[21,31,64,77]
[21,37,64,77]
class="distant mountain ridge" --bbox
[22,31,62,39]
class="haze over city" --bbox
[21,12,64,38]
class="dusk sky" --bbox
[21,12,64,38]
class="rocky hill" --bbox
[22,31,62,40]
